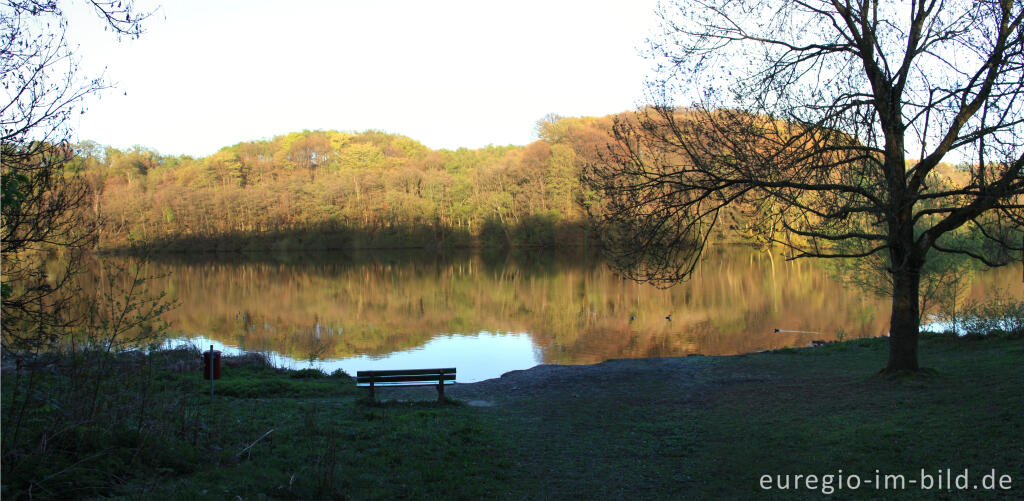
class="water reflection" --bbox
[173,332,539,383]
[87,248,1020,382]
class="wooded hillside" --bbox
[68,113,969,253]
[69,115,612,251]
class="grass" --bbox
[679,334,1024,499]
[2,333,1022,499]
[1,352,508,500]
[143,397,507,500]
[466,333,1024,499]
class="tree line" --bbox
[68,116,620,252]
[73,112,975,254]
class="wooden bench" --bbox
[356,368,456,401]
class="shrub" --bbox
[290,367,327,379]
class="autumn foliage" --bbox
[70,117,626,252]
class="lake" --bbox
[90,247,1021,382]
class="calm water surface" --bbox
[97,248,1020,382]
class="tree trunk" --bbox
[886,266,921,371]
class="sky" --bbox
[65,0,662,158]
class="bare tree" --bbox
[1,1,150,352]
[583,0,1024,372]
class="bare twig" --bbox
[236,429,275,459]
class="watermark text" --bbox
[759,469,1014,495]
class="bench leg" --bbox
[437,382,445,402]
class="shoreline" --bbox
[4,333,1021,499]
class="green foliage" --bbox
[478,216,511,248]
[71,121,615,252]
[0,171,30,214]
[946,290,1024,338]
[211,367,349,398]
[835,327,847,342]
[75,115,879,255]
[288,367,328,379]
[511,211,559,248]
[0,349,505,500]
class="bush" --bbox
[222,352,275,370]
[290,367,327,379]
[956,291,1024,337]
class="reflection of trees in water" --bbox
[79,249,1018,364]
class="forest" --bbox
[69,115,614,252]
[67,112,973,255]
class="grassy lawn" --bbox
[144,371,510,500]
[468,334,1024,499]
[2,334,1022,499]
[2,355,509,500]
[679,335,1024,499]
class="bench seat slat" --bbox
[356,368,456,377]
[356,374,456,384]
[355,382,454,388]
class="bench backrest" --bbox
[356,368,456,385]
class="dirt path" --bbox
[378,355,723,406]
[451,355,720,404]
[449,356,725,498]
[367,354,802,498]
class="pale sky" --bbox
[65,0,662,157]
